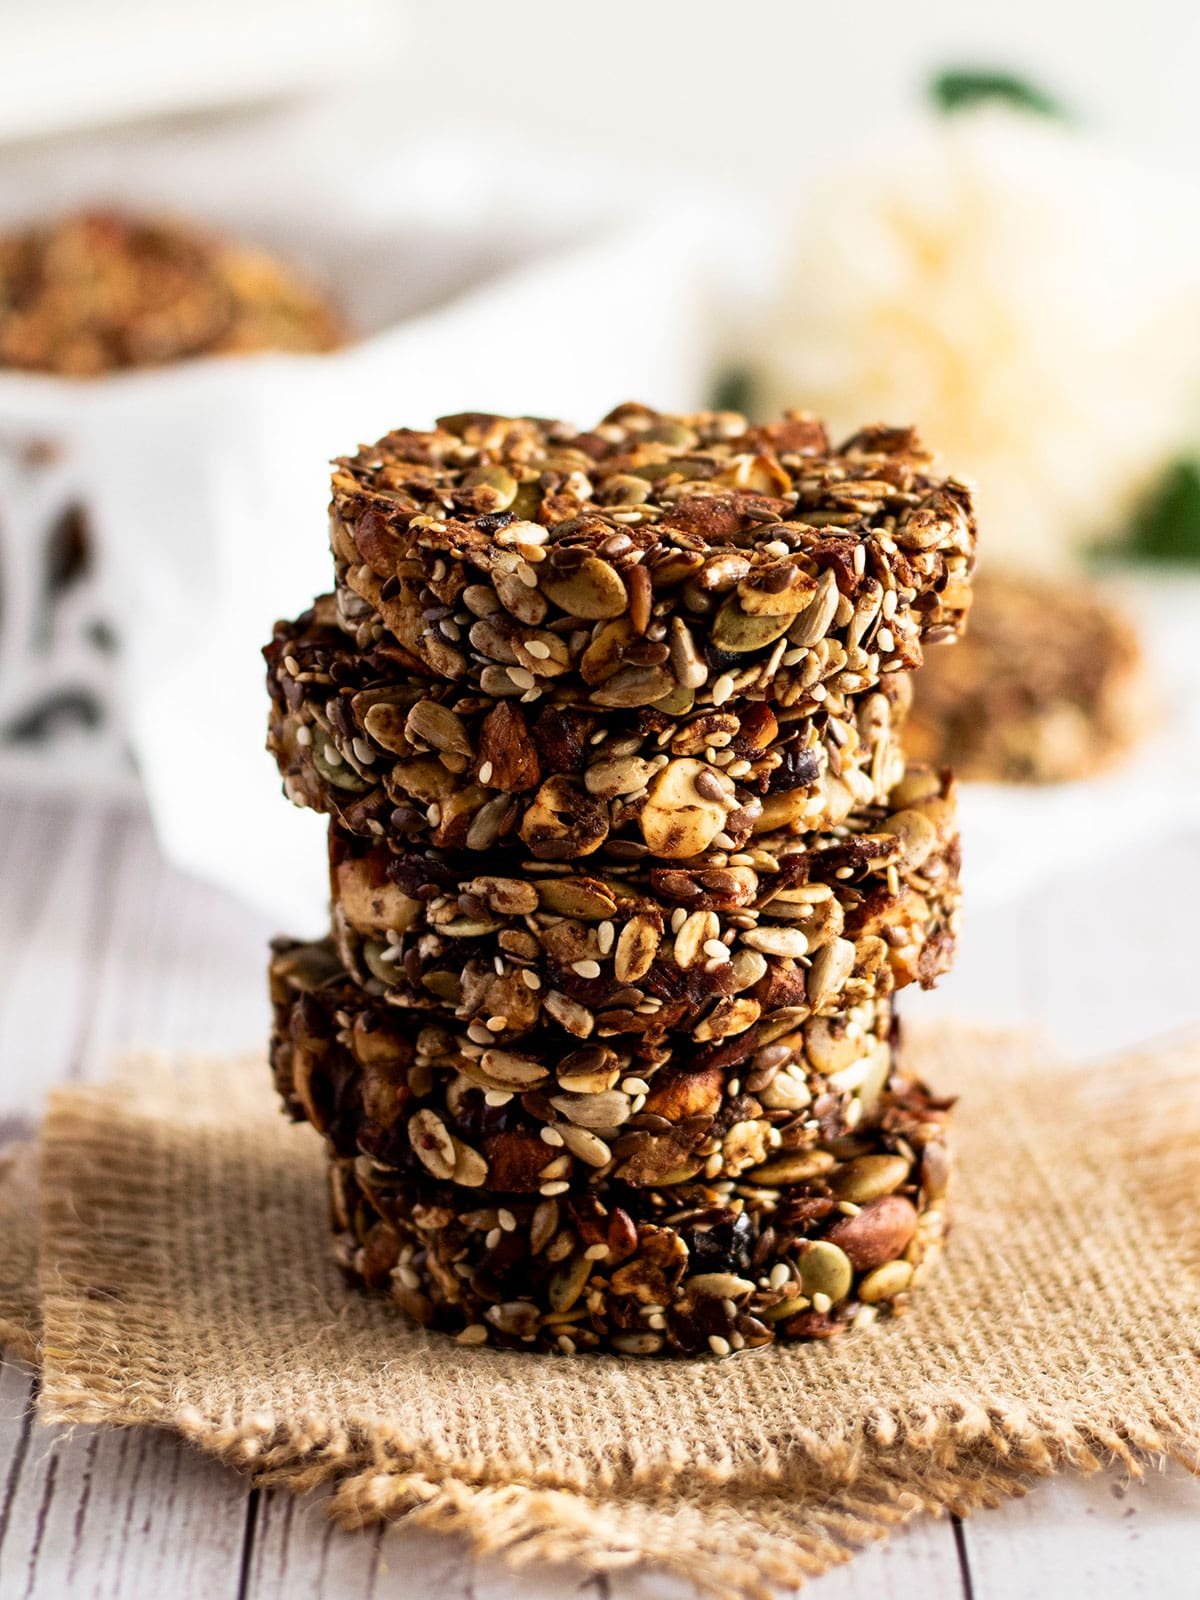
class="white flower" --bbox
[754,108,1200,569]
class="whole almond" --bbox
[828,1195,919,1271]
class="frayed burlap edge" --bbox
[14,1026,1200,1599]
[0,1141,40,1362]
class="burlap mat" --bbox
[1,1025,1198,1599]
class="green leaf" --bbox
[929,68,1069,120]
[710,364,757,417]
[1120,457,1200,565]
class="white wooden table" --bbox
[2,790,1198,1599]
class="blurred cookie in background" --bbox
[0,208,347,376]
[906,570,1148,784]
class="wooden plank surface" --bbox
[1,791,1198,1600]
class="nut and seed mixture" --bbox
[0,209,346,375]
[329,407,975,709]
[326,765,960,1048]
[907,570,1147,784]
[324,1077,952,1355]
[266,597,911,855]
[270,938,902,1192]
[265,404,974,1354]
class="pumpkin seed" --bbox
[857,1259,914,1303]
[797,1240,853,1304]
[461,463,518,509]
[312,741,370,792]
[540,556,627,619]
[405,700,472,758]
[590,665,675,708]
[711,595,793,653]
[747,1149,836,1184]
[548,1253,593,1312]
[686,1272,755,1299]
[548,1090,632,1129]
[830,1154,911,1203]
[537,878,618,919]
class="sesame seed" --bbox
[572,959,601,979]
[484,1090,513,1107]
[498,1209,517,1231]
[768,1262,791,1290]
[812,1292,833,1314]
[486,1014,508,1032]
[708,1335,731,1357]
[583,1243,609,1260]
[457,1324,489,1345]
[621,1077,650,1096]
[524,639,551,659]
[711,672,735,705]
[522,970,542,990]
[540,1126,565,1147]
[508,666,536,689]
[539,1180,570,1196]
[485,1227,502,1250]
[294,724,312,746]
[478,760,494,783]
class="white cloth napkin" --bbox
[0,106,717,927]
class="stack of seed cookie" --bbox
[265,404,975,1357]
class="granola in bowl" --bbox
[0,208,346,375]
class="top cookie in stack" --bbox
[266,404,976,1357]
[275,406,974,862]
[329,406,973,714]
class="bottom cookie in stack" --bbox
[328,1092,949,1356]
[269,941,952,1355]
